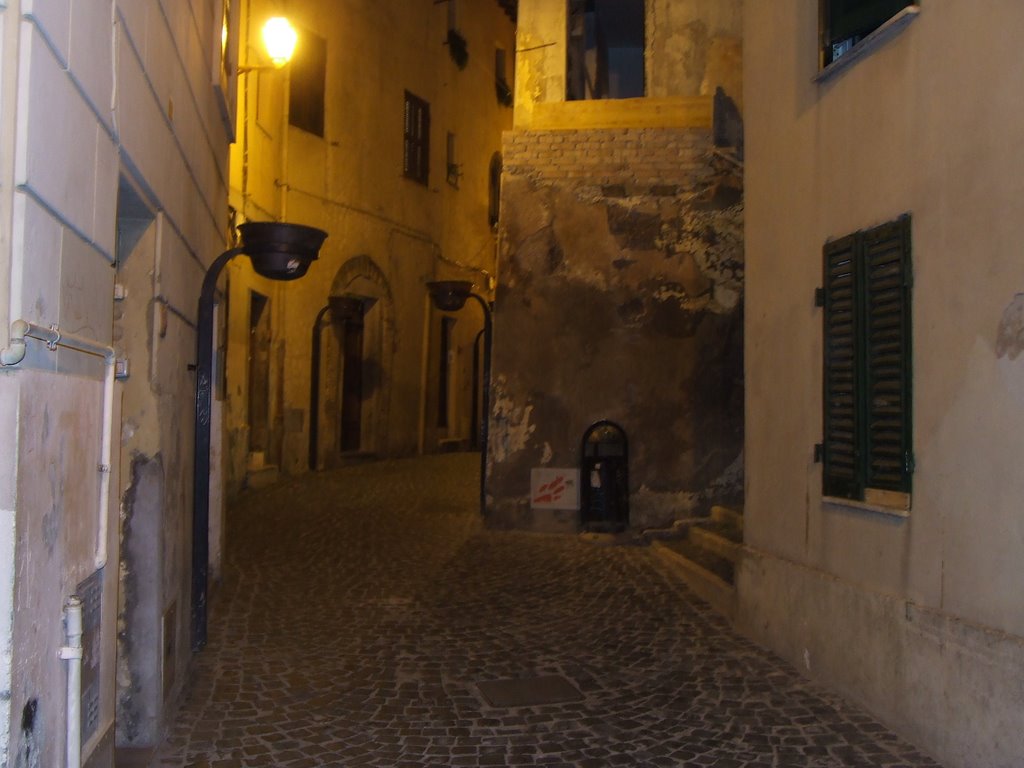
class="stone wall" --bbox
[489,126,743,531]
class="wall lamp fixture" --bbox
[192,222,327,650]
[238,16,298,73]
[426,280,492,516]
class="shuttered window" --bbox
[403,91,430,185]
[822,215,912,502]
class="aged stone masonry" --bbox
[490,126,744,531]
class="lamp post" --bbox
[427,281,492,516]
[192,221,327,650]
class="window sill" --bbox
[824,488,911,519]
[814,6,920,84]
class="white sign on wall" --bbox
[530,468,580,510]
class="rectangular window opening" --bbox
[289,28,326,136]
[567,0,645,100]
[822,215,913,506]
[446,132,459,188]
[403,91,430,185]
[820,0,918,68]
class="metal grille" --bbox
[77,569,103,743]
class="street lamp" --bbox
[426,280,492,516]
[238,16,298,73]
[192,221,327,650]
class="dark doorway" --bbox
[340,306,365,452]
[248,291,271,455]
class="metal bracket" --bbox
[814,287,826,307]
[814,443,824,463]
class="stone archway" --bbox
[319,256,395,462]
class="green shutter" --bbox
[822,234,862,499]
[863,216,912,493]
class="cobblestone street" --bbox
[151,454,942,768]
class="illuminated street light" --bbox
[427,281,492,516]
[239,16,298,73]
[192,222,327,650]
[262,17,298,68]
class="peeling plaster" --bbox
[490,376,536,463]
[996,293,1024,360]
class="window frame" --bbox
[821,215,913,510]
[403,91,431,186]
[818,1,919,73]
[288,27,327,137]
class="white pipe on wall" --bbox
[58,595,83,768]
[0,320,116,567]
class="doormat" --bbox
[476,675,583,708]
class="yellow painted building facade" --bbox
[223,1,516,495]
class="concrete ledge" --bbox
[690,526,742,563]
[736,546,1024,768]
[652,540,736,623]
[528,96,713,131]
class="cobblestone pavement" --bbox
[152,454,942,768]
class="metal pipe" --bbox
[308,304,331,471]
[0,321,116,568]
[191,247,243,651]
[58,595,83,768]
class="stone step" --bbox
[690,524,742,564]
[652,539,736,623]
[711,504,744,533]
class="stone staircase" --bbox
[652,505,743,622]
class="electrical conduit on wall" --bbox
[0,320,116,569]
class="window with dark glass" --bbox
[488,152,502,229]
[288,28,326,136]
[446,132,459,188]
[403,91,430,185]
[567,0,644,100]
[820,0,917,67]
[821,215,913,503]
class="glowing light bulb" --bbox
[262,17,297,68]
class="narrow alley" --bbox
[148,455,940,768]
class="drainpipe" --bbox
[58,595,83,768]
[1,321,117,568]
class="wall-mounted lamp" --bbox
[238,16,298,73]
[192,222,327,651]
[426,281,493,516]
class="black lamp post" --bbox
[308,295,364,471]
[192,221,327,650]
[426,280,492,516]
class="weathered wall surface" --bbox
[490,128,743,531]
[742,2,1024,766]
[0,0,232,762]
[226,0,515,488]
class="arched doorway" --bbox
[311,256,394,467]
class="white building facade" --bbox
[0,1,233,764]
[742,2,1024,766]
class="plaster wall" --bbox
[226,0,514,484]
[0,0,232,760]
[742,2,1024,765]
[490,127,743,532]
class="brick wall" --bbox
[502,127,716,188]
